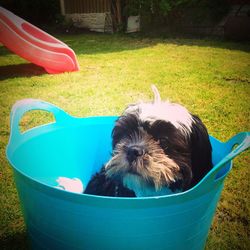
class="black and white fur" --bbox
[83,85,213,197]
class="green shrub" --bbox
[1,0,60,26]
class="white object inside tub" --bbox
[56,177,84,193]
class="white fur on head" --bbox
[124,85,194,135]
[151,84,161,104]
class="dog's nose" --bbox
[127,146,144,162]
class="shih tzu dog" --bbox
[57,85,212,197]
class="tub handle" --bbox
[200,132,250,189]
[9,98,71,142]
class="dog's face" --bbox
[105,86,212,194]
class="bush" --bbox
[124,0,230,26]
[1,0,60,26]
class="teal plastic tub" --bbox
[6,99,250,250]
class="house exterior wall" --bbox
[65,12,112,33]
[61,0,112,33]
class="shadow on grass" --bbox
[0,50,12,56]
[0,63,47,80]
[0,46,13,56]
[1,232,29,250]
[55,33,250,56]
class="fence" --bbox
[64,0,112,14]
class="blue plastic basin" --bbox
[6,99,250,250]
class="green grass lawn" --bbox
[0,33,249,249]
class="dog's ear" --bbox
[111,114,140,149]
[189,115,213,187]
[151,84,161,103]
[112,116,124,149]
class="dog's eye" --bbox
[159,138,168,144]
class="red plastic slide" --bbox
[0,7,79,74]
